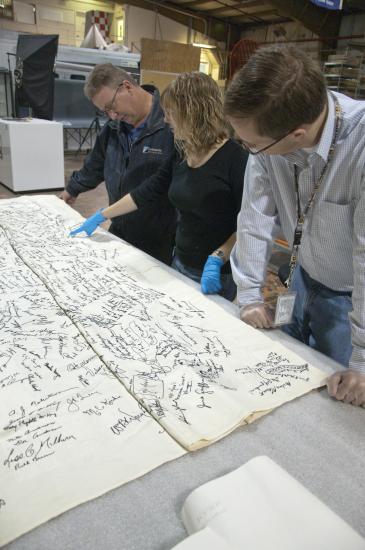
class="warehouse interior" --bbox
[1,1,365,549]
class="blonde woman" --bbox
[70,72,248,301]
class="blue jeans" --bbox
[171,255,237,302]
[282,265,352,366]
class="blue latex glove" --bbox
[201,255,224,295]
[69,209,106,237]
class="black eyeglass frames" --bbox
[239,128,295,155]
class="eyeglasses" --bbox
[239,128,294,155]
[101,84,122,116]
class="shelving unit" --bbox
[322,46,365,99]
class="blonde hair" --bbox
[161,72,228,161]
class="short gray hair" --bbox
[84,63,137,99]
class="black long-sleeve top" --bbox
[131,139,248,271]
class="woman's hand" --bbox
[201,255,224,294]
[69,209,106,237]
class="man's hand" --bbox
[240,302,274,329]
[201,256,223,295]
[60,190,77,206]
[327,370,365,407]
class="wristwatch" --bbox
[213,249,226,263]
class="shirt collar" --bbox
[315,91,335,163]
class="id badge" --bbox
[274,292,297,326]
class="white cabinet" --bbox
[0,118,64,191]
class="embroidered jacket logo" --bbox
[143,146,163,154]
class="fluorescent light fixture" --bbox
[192,42,216,49]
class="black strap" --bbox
[285,95,342,288]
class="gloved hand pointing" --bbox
[69,209,107,237]
[201,255,224,294]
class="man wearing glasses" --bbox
[225,45,365,407]
[60,63,176,265]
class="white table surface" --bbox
[4,229,365,550]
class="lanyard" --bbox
[286,96,342,288]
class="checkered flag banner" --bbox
[91,11,110,38]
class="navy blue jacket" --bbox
[67,88,176,263]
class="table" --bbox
[4,231,365,550]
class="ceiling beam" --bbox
[181,0,261,8]
[238,17,292,28]
[265,0,341,38]
[209,5,277,17]
[206,1,268,16]
[227,13,282,24]
[121,0,241,44]
[180,0,221,8]
[184,0,274,23]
